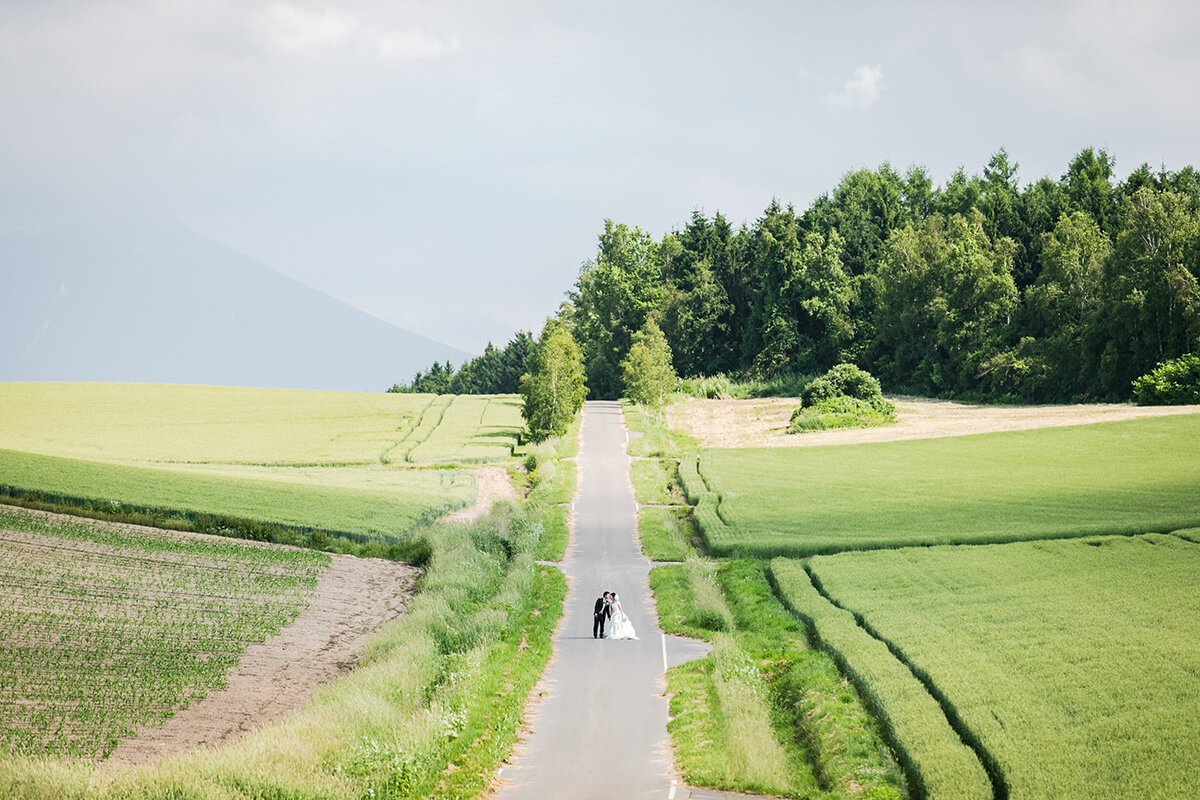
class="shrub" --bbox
[789,396,895,433]
[788,365,895,433]
[1132,354,1200,405]
[800,363,891,412]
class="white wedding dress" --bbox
[605,594,638,640]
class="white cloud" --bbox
[830,64,883,109]
[254,4,460,63]
[375,30,461,61]
[259,4,361,53]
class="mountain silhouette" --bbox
[0,222,470,392]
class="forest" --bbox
[399,147,1200,403]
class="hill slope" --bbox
[0,223,469,391]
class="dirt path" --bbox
[106,539,420,767]
[669,396,1200,449]
[439,465,518,524]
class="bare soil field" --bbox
[106,550,419,767]
[669,396,1200,449]
[0,509,423,769]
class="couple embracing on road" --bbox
[592,591,638,639]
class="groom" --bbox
[592,591,611,638]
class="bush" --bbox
[1132,354,1200,405]
[789,396,895,433]
[800,363,890,412]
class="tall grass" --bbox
[707,634,796,790]
[674,372,817,399]
[684,557,735,632]
[637,506,694,562]
[629,458,684,506]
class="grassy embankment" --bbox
[624,402,907,799]
[514,414,581,562]
[0,383,574,799]
[623,403,697,563]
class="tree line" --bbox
[389,331,536,395]
[567,147,1199,402]
[395,146,1199,407]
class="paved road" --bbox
[496,400,711,799]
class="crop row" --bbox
[389,395,523,465]
[0,508,326,759]
[777,533,1200,800]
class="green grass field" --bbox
[0,383,522,466]
[0,507,327,759]
[694,414,1200,557]
[0,448,473,543]
[0,383,531,546]
[781,534,1200,800]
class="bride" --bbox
[605,592,638,640]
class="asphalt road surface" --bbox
[495,400,713,799]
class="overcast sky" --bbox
[3,1,1199,354]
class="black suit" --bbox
[593,596,610,638]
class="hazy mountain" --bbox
[0,223,471,392]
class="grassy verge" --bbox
[629,458,684,506]
[630,399,908,798]
[519,420,580,561]
[652,559,906,799]
[623,401,699,457]
[638,506,695,562]
[0,505,566,800]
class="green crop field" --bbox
[404,395,524,464]
[692,414,1200,557]
[0,507,327,760]
[775,534,1200,800]
[0,383,530,545]
[0,383,522,466]
[0,448,473,543]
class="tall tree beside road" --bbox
[621,319,677,410]
[520,319,587,442]
[568,221,663,399]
